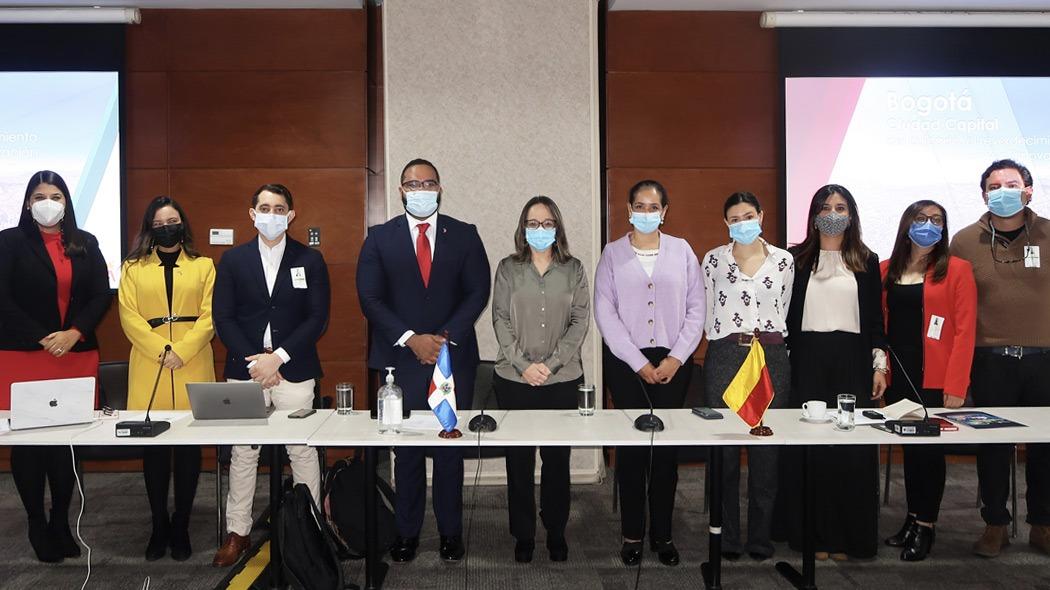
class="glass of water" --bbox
[336,382,354,415]
[577,384,596,416]
[835,393,856,431]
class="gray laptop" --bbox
[10,377,96,430]
[186,382,274,426]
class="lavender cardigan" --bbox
[594,233,705,372]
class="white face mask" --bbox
[31,199,65,227]
[254,212,289,241]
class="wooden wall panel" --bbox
[606,71,777,169]
[82,8,372,414]
[607,11,775,73]
[168,71,367,169]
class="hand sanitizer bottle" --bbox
[377,367,403,434]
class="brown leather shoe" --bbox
[212,532,251,567]
[1030,525,1050,555]
[973,525,1010,558]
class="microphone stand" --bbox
[633,374,664,432]
[115,345,173,437]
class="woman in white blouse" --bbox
[701,192,794,561]
[775,184,887,561]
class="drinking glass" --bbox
[577,384,596,416]
[835,393,856,431]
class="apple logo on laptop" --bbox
[222,398,232,405]
[49,399,58,407]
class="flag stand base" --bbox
[749,425,773,437]
[439,428,463,439]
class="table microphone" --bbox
[116,345,173,438]
[884,345,939,437]
[633,374,664,432]
[468,406,497,432]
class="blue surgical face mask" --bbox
[908,221,943,248]
[525,227,556,252]
[404,190,439,218]
[629,211,662,235]
[986,187,1025,218]
[728,218,762,245]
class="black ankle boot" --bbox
[170,512,192,562]
[28,517,62,563]
[901,524,935,562]
[145,517,170,561]
[48,512,80,558]
[885,514,917,547]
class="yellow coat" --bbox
[118,250,216,410]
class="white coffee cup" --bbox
[802,400,827,420]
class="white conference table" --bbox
[4,406,1048,590]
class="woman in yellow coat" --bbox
[119,196,215,562]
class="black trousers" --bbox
[886,343,947,523]
[604,345,691,542]
[10,446,76,526]
[971,349,1050,526]
[143,446,201,531]
[704,338,791,556]
[493,374,580,543]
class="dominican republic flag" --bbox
[428,341,458,432]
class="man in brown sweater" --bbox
[950,158,1050,559]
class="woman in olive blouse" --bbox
[492,196,590,564]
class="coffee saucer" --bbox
[799,415,834,424]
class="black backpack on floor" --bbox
[323,457,397,559]
[278,482,351,590]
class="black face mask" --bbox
[151,223,184,248]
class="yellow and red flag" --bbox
[721,338,776,428]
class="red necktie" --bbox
[416,223,432,287]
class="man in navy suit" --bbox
[210,183,331,567]
[357,158,490,562]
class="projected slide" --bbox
[0,71,121,288]
[786,77,1050,259]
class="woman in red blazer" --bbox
[879,200,977,562]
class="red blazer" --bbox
[879,256,977,399]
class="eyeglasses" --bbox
[525,219,558,230]
[914,214,945,226]
[402,180,440,191]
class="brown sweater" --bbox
[949,208,1050,347]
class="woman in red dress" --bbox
[0,170,112,562]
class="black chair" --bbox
[78,361,143,462]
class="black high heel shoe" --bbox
[620,541,642,566]
[885,514,917,547]
[145,519,170,562]
[28,518,62,563]
[901,524,935,562]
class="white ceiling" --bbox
[610,0,1050,9]
[0,0,362,7]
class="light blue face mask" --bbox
[908,221,943,248]
[986,187,1025,218]
[728,218,762,245]
[404,190,439,218]
[525,227,556,252]
[629,211,662,234]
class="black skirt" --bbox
[774,331,879,558]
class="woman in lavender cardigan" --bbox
[594,179,705,568]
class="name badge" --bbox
[1024,245,1041,268]
[291,267,308,289]
[927,315,945,340]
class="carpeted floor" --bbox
[1,457,1049,589]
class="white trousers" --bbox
[224,378,321,536]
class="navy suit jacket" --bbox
[356,214,490,409]
[213,236,330,382]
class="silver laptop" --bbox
[186,382,274,425]
[10,377,96,430]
